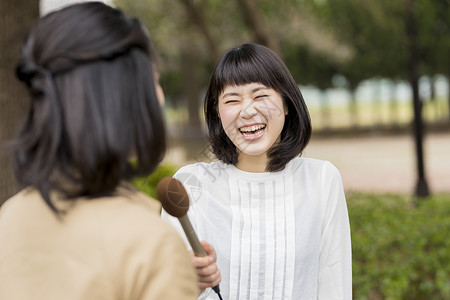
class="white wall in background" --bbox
[40,0,114,16]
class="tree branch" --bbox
[236,0,280,54]
[178,0,219,60]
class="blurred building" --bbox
[40,0,113,16]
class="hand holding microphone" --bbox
[157,177,222,299]
[191,240,221,292]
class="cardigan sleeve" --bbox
[318,162,352,300]
[134,227,200,300]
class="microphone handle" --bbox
[178,215,222,298]
[178,215,207,256]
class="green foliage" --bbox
[132,163,178,199]
[348,192,450,299]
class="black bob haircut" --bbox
[204,43,312,172]
[12,2,165,212]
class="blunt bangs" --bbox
[212,44,283,97]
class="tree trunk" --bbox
[180,45,207,146]
[0,0,39,205]
[178,0,219,61]
[406,0,429,198]
[237,0,280,54]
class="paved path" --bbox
[303,132,450,194]
[166,132,450,195]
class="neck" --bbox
[235,153,268,173]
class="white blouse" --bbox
[161,157,352,300]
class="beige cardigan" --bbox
[0,187,198,300]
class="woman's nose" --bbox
[240,99,258,118]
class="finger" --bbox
[200,240,215,255]
[200,241,217,262]
[198,272,221,285]
[198,272,222,290]
[191,255,213,268]
[200,240,211,252]
[196,263,218,277]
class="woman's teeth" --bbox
[239,124,266,137]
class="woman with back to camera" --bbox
[0,2,198,299]
[162,43,352,299]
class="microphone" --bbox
[157,177,222,299]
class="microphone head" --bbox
[156,177,190,218]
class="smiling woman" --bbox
[218,83,287,172]
[162,43,352,300]
[205,43,311,172]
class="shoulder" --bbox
[174,161,227,184]
[78,190,189,264]
[0,188,48,222]
[175,161,224,176]
[0,187,188,263]
[0,188,28,212]
[1,187,38,205]
[291,157,340,175]
[83,189,169,238]
[290,157,343,190]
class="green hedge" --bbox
[132,163,178,199]
[348,192,450,299]
[135,164,450,299]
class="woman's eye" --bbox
[225,100,239,104]
[255,94,268,99]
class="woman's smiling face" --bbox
[218,82,287,162]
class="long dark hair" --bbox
[204,43,311,172]
[12,2,166,212]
